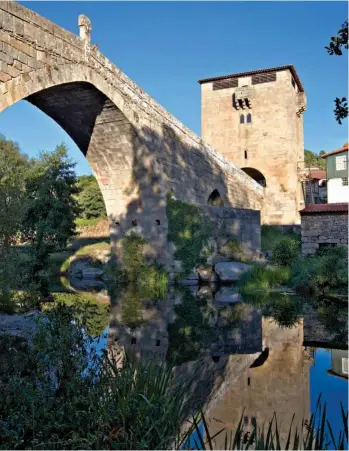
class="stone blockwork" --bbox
[200,66,306,226]
[200,205,261,258]
[0,1,263,267]
[301,212,348,255]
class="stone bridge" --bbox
[0,1,263,266]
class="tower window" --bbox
[342,177,348,186]
[247,113,252,123]
[240,114,245,124]
[244,151,248,159]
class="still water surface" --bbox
[61,278,348,447]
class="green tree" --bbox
[304,149,326,170]
[22,144,79,296]
[0,136,29,294]
[325,20,348,124]
[76,174,106,219]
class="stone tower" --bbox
[199,65,306,226]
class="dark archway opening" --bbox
[241,167,266,188]
[207,189,224,207]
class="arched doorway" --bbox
[207,189,224,207]
[241,167,267,188]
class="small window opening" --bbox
[251,417,257,428]
[156,219,161,225]
[244,151,248,159]
[207,189,224,207]
[131,337,136,345]
[212,355,220,363]
[342,177,348,186]
[156,339,160,346]
[244,416,249,425]
[247,113,252,123]
[248,377,251,386]
[132,220,137,227]
[115,221,120,227]
[240,114,245,124]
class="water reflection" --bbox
[59,276,348,447]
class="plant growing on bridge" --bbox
[166,193,211,276]
[121,232,168,297]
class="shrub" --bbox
[290,246,348,296]
[0,305,188,450]
[261,225,300,252]
[272,238,299,266]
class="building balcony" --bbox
[296,92,307,116]
[233,86,253,109]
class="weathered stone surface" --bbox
[214,261,252,282]
[196,266,213,282]
[214,286,242,303]
[301,212,348,255]
[0,2,264,269]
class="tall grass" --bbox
[238,265,292,295]
[183,397,348,450]
[0,305,347,450]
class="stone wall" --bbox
[301,212,348,255]
[200,205,261,259]
[0,1,263,267]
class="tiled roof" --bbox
[300,203,348,214]
[197,65,304,92]
[305,170,326,180]
[321,142,348,158]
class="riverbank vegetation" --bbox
[242,226,348,299]
[0,304,347,450]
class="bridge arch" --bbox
[241,167,267,188]
[0,2,264,266]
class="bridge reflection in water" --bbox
[64,278,348,448]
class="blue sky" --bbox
[1,1,347,175]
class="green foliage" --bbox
[122,232,147,281]
[261,225,300,252]
[238,265,292,295]
[0,136,29,295]
[166,193,211,275]
[290,246,348,296]
[0,290,40,314]
[226,238,249,262]
[76,174,107,220]
[0,305,188,450]
[21,144,80,296]
[121,233,168,298]
[0,305,347,450]
[304,149,326,170]
[272,238,300,267]
[75,216,105,227]
[49,293,110,337]
[325,19,348,124]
